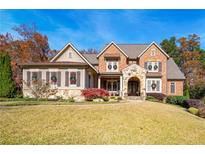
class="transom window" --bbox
[171,82,175,93]
[146,78,161,93]
[106,60,118,72]
[70,72,77,85]
[147,61,159,72]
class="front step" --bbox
[124,96,144,100]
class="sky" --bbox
[1,9,205,51]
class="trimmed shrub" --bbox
[68,97,75,102]
[146,96,158,102]
[117,97,122,101]
[199,107,205,118]
[188,107,199,116]
[147,93,167,101]
[166,96,188,107]
[103,96,109,102]
[184,99,204,109]
[81,88,109,101]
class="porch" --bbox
[97,72,142,97]
[97,73,123,96]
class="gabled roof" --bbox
[138,42,170,58]
[97,41,128,58]
[167,58,185,80]
[50,43,97,72]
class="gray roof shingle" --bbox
[117,44,149,58]
[167,58,185,80]
[82,53,98,65]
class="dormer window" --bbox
[147,61,160,72]
[106,60,118,72]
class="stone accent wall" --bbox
[167,80,184,96]
[98,44,128,73]
[122,64,147,99]
[23,89,84,100]
[139,44,168,95]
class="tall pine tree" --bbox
[0,52,15,97]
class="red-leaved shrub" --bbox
[147,93,167,101]
[81,88,109,101]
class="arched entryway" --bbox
[128,77,140,96]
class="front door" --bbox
[128,81,139,96]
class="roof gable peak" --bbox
[97,41,128,58]
[137,41,170,58]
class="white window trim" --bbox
[170,82,176,94]
[69,71,77,87]
[146,78,162,93]
[147,61,159,72]
[106,60,119,72]
[106,80,119,92]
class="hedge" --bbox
[166,96,188,107]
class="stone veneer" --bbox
[122,64,147,99]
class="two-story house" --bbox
[21,41,185,99]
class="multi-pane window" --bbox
[147,61,159,72]
[171,82,175,93]
[146,79,161,93]
[32,72,38,81]
[50,72,58,84]
[106,80,119,92]
[106,60,118,72]
[70,72,77,85]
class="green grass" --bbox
[0,101,205,144]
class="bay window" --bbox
[146,78,161,93]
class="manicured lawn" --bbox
[0,101,205,144]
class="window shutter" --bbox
[57,71,61,87]
[65,71,69,87]
[159,62,162,72]
[144,62,147,69]
[147,80,151,91]
[77,71,81,87]
[27,71,31,86]
[46,71,50,84]
[156,80,160,91]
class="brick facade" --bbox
[97,43,184,96]
[167,80,184,96]
[98,44,128,73]
[139,44,168,95]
